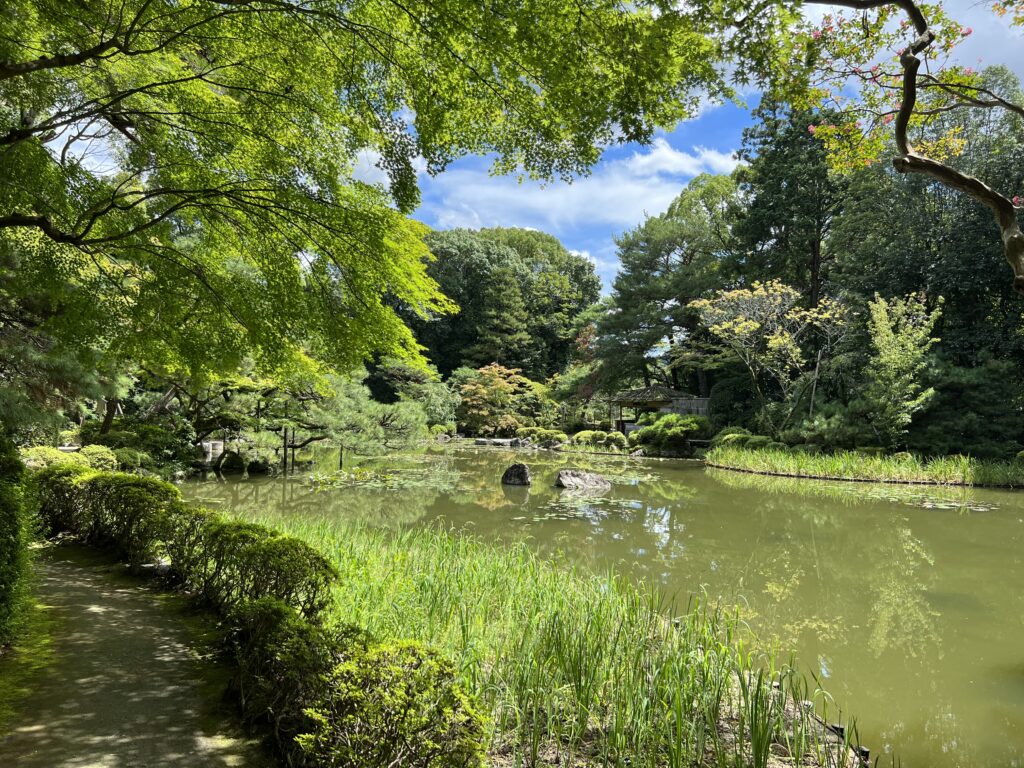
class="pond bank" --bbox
[706,444,1024,488]
[0,544,272,768]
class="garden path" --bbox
[0,544,271,768]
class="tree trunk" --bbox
[808,238,822,308]
[338,445,345,470]
[100,398,119,434]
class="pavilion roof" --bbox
[611,386,695,405]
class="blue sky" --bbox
[408,1,1024,291]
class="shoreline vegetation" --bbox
[26,465,861,768]
[706,445,1024,488]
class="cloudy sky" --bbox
[409,2,1024,290]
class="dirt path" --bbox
[0,544,273,768]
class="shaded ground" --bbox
[0,544,272,768]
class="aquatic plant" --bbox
[245,514,860,767]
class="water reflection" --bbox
[182,445,1024,768]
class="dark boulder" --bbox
[501,463,532,486]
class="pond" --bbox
[181,444,1024,768]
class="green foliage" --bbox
[311,374,428,461]
[28,469,338,616]
[413,229,600,379]
[907,359,1024,460]
[29,465,485,764]
[745,436,773,450]
[113,448,153,471]
[514,427,567,444]
[594,174,741,390]
[708,444,1024,487]
[0,439,28,645]
[20,446,89,470]
[298,641,486,768]
[710,426,753,447]
[78,445,117,471]
[230,598,485,768]
[2,0,721,428]
[862,294,943,449]
[455,364,551,437]
[604,431,628,450]
[629,414,706,453]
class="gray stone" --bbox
[554,469,611,491]
[435,433,451,443]
[501,463,532,486]
[630,448,645,457]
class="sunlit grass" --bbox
[707,446,1024,488]
[240,514,857,767]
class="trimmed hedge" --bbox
[28,467,486,767]
[0,440,28,645]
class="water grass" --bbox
[240,513,858,767]
[706,445,1024,488]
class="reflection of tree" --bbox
[181,470,444,529]
[707,467,996,514]
[867,527,939,658]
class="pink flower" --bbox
[1014,196,1022,206]
[812,29,822,39]
[961,26,973,36]
[883,114,895,124]
[808,125,817,134]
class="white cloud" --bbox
[419,140,740,233]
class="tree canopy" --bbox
[0,0,717,429]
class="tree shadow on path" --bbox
[0,544,273,767]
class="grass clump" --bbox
[245,514,858,768]
[707,444,1024,487]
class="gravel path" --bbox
[0,545,272,768]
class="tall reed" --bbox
[243,513,856,767]
[707,445,1024,488]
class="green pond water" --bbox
[181,445,1024,768]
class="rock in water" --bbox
[501,463,532,486]
[554,469,611,491]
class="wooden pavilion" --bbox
[610,386,710,434]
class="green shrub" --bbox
[591,430,608,443]
[1016,450,1024,465]
[636,411,660,426]
[766,442,788,452]
[230,599,485,768]
[29,469,339,618]
[572,430,597,445]
[710,426,752,448]
[744,436,772,450]
[74,473,182,568]
[298,641,486,768]
[58,426,81,446]
[604,431,628,450]
[892,451,914,462]
[20,445,89,469]
[538,429,567,444]
[0,440,28,645]
[80,444,118,471]
[114,447,153,470]
[29,467,485,767]
[629,414,705,453]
